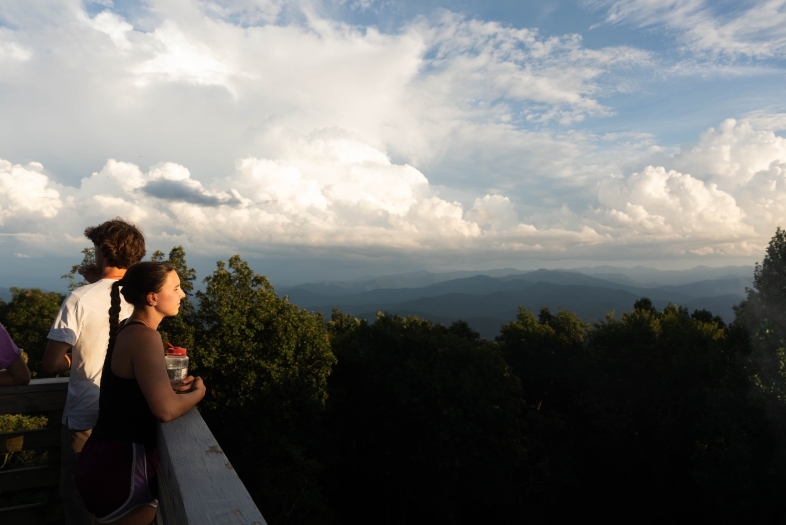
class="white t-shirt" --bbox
[48,279,133,430]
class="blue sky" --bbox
[1,0,785,286]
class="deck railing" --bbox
[0,378,267,525]
[0,377,67,525]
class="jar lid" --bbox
[165,341,187,356]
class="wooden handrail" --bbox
[156,408,268,525]
[1,379,267,525]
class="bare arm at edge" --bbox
[0,354,31,386]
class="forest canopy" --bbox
[3,231,786,523]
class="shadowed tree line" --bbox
[3,231,786,523]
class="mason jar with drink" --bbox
[165,342,189,387]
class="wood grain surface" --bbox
[157,408,267,525]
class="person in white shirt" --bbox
[43,218,146,525]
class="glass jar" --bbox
[165,343,189,387]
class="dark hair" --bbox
[85,218,146,269]
[107,262,175,354]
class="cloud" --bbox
[0,160,62,225]
[2,113,783,261]
[411,11,650,125]
[0,133,503,254]
[466,195,519,231]
[670,116,786,187]
[588,114,786,251]
[592,0,786,59]
[0,0,784,267]
[595,166,749,237]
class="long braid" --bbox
[107,280,122,357]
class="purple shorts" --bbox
[75,439,160,523]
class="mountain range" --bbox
[278,266,755,339]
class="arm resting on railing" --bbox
[0,354,31,386]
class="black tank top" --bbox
[91,320,158,448]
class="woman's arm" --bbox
[0,355,31,386]
[132,331,205,422]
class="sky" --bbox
[1,0,786,287]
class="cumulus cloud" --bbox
[0,133,528,254]
[587,114,786,253]
[0,160,62,224]
[2,113,786,260]
[466,195,519,231]
[595,166,750,237]
[671,116,786,187]
[0,0,654,188]
[1,0,785,266]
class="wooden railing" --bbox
[0,379,267,525]
[156,408,267,524]
[0,377,68,525]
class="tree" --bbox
[0,288,64,377]
[580,301,775,521]
[192,255,336,525]
[323,312,526,524]
[735,227,786,400]
[495,307,589,512]
[732,227,786,512]
[61,247,95,291]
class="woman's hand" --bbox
[173,376,205,400]
[189,377,206,401]
[173,375,195,392]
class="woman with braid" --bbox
[75,262,205,525]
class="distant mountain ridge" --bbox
[284,265,753,296]
[279,266,754,339]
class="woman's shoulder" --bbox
[117,323,163,349]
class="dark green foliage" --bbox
[736,227,786,399]
[494,300,782,522]
[0,288,64,377]
[11,236,786,523]
[60,247,95,291]
[191,255,336,525]
[323,313,526,524]
[733,227,786,513]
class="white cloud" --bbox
[671,116,786,187]
[588,114,786,252]
[466,194,519,231]
[595,166,750,237]
[0,29,32,62]
[87,10,134,50]
[593,0,786,59]
[0,0,784,266]
[0,161,62,224]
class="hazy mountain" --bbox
[0,287,11,303]
[282,271,747,339]
[572,265,754,287]
[652,277,752,298]
[283,270,734,311]
[282,265,755,296]
[281,268,530,296]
